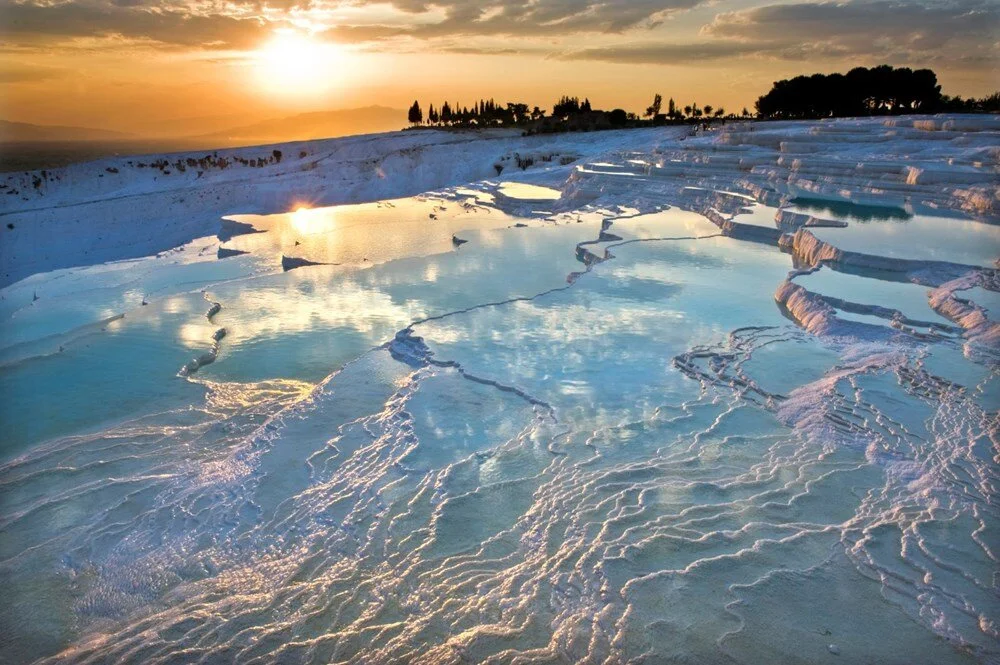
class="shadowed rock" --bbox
[281,255,327,271]
[217,247,249,259]
[218,218,263,242]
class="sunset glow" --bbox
[2,0,995,139]
[290,205,317,233]
[253,32,343,99]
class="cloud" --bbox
[0,0,996,74]
[321,23,410,44]
[0,0,709,50]
[702,0,1000,62]
[553,0,998,68]
[403,0,703,37]
[0,0,275,49]
[558,42,777,65]
[0,61,69,82]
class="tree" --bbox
[644,93,663,118]
[683,105,692,118]
[668,97,676,119]
[608,108,628,127]
[714,107,725,118]
[408,100,423,125]
[754,65,945,119]
[553,95,581,119]
[507,102,530,125]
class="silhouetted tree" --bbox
[969,92,1000,112]
[507,103,530,125]
[553,96,581,119]
[755,65,944,119]
[408,100,423,125]
[644,93,662,119]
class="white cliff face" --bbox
[1,115,998,665]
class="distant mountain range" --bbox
[193,106,407,144]
[0,120,135,142]
[1,106,407,145]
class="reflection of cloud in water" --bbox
[498,182,562,200]
[217,276,428,345]
[225,195,514,267]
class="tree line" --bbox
[404,65,997,132]
[755,65,999,119]
[407,95,746,133]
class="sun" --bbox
[253,31,341,98]
[290,206,315,233]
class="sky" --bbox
[1,0,997,136]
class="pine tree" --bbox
[408,100,423,125]
[553,96,581,118]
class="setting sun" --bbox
[290,205,317,233]
[253,32,342,98]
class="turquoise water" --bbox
[804,210,999,267]
[0,177,996,664]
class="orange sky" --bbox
[1,0,997,137]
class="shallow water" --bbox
[804,210,999,267]
[1,169,997,664]
[793,268,953,327]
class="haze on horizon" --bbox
[1,0,998,139]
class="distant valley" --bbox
[0,106,407,171]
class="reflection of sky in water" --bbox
[497,182,562,200]
[960,287,1000,316]
[788,197,912,222]
[732,202,779,228]
[1,173,996,665]
[794,267,953,325]
[809,212,999,267]
[224,194,515,267]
